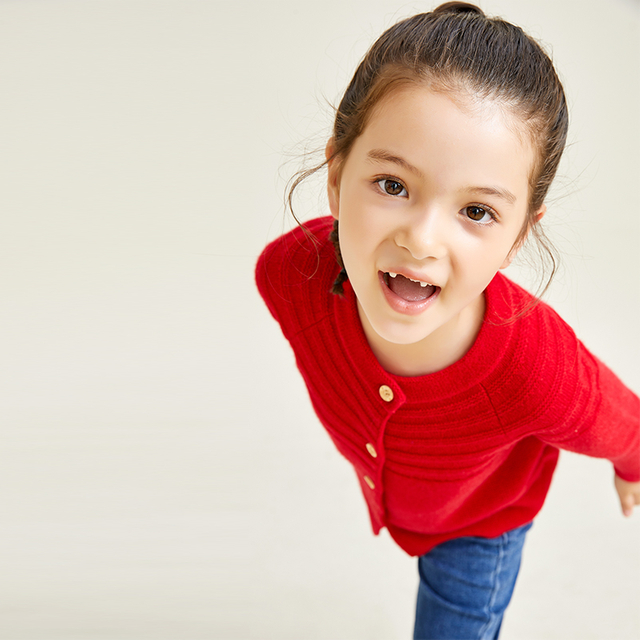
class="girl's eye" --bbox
[376,178,408,197]
[463,205,496,225]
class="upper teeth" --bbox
[388,272,432,287]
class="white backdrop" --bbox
[0,1,638,638]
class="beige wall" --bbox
[1,1,638,638]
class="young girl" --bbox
[256,3,640,638]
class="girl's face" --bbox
[327,85,543,372]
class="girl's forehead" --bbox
[363,84,534,158]
[371,83,528,138]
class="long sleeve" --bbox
[485,296,640,483]
[540,342,640,482]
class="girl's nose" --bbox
[394,207,448,261]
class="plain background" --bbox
[0,1,638,638]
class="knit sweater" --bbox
[255,216,640,556]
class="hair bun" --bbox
[433,2,485,16]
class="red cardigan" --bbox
[256,216,640,556]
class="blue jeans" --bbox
[414,522,532,640]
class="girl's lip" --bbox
[378,271,440,316]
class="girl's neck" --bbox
[357,294,486,377]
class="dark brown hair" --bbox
[288,1,568,297]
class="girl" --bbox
[256,3,640,639]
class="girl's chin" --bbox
[370,324,437,346]
[360,308,440,346]
[355,294,441,344]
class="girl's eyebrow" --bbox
[366,149,424,178]
[461,186,517,205]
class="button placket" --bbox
[364,382,399,500]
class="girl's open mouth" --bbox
[379,271,440,315]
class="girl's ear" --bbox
[500,204,547,269]
[326,138,341,220]
[534,204,547,224]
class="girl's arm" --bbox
[614,475,640,518]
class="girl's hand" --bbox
[614,474,640,517]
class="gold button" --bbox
[364,475,375,490]
[379,385,394,402]
[366,443,377,458]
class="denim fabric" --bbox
[413,522,532,640]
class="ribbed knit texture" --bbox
[256,216,640,556]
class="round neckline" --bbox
[334,273,516,400]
